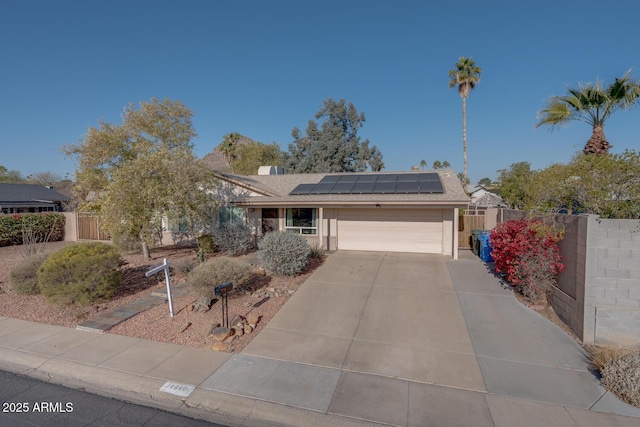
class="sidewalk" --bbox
[1,252,640,426]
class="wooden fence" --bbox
[76,213,110,241]
[458,214,486,249]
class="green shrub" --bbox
[258,231,310,276]
[0,213,65,247]
[601,350,640,407]
[38,242,123,305]
[189,257,254,298]
[212,223,252,256]
[9,253,50,295]
[197,234,217,254]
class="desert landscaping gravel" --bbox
[0,242,322,353]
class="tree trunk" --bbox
[140,234,150,261]
[462,95,468,184]
[583,125,611,155]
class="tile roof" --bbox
[214,170,470,206]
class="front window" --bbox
[286,208,317,235]
[168,215,191,233]
[219,206,244,226]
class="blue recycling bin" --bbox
[478,231,493,263]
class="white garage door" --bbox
[337,208,443,253]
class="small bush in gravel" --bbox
[9,253,50,295]
[309,244,325,259]
[189,257,254,298]
[258,231,311,276]
[601,350,640,407]
[38,242,124,305]
[212,223,252,256]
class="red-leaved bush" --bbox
[490,219,564,302]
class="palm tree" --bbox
[536,71,640,154]
[449,57,482,183]
[218,132,241,170]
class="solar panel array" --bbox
[289,173,444,195]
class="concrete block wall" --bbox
[585,216,640,347]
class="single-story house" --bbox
[0,183,70,214]
[214,169,470,259]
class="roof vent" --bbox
[258,166,284,175]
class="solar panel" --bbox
[395,181,420,193]
[290,173,444,195]
[309,183,335,194]
[351,182,375,194]
[419,180,444,193]
[337,175,359,183]
[417,173,440,182]
[289,184,316,195]
[319,175,341,183]
[331,182,355,194]
[396,174,419,182]
[355,175,377,183]
[372,182,397,194]
[376,174,398,183]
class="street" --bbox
[0,370,224,426]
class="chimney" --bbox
[258,166,284,175]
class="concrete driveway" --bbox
[242,251,486,392]
[202,250,640,423]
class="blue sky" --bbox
[1,0,639,185]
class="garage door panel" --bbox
[337,209,443,254]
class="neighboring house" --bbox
[214,169,470,259]
[0,183,70,214]
[468,184,505,214]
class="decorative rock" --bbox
[193,296,214,312]
[211,342,228,352]
[224,334,238,344]
[230,314,244,327]
[244,324,253,334]
[180,321,192,333]
[187,303,194,312]
[267,287,275,293]
[247,313,260,326]
[209,326,231,341]
[233,327,244,337]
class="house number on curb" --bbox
[146,258,174,317]
[159,381,195,397]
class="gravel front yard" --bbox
[0,242,322,353]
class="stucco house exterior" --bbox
[214,169,470,259]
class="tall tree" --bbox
[432,160,451,170]
[530,152,640,218]
[64,98,216,260]
[448,56,482,183]
[27,171,62,186]
[0,166,25,182]
[232,142,283,175]
[496,162,536,210]
[536,71,640,154]
[284,98,384,173]
[218,132,241,171]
